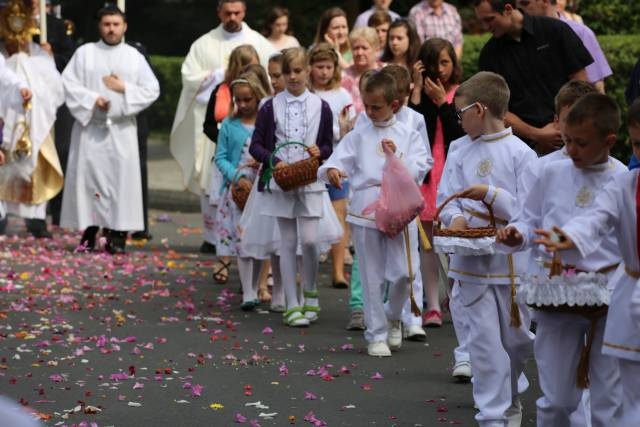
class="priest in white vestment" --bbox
[0,41,64,238]
[0,54,32,234]
[170,0,275,251]
[60,6,159,254]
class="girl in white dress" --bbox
[213,68,271,310]
[249,47,335,327]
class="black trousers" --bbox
[49,105,74,226]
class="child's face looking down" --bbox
[563,119,614,168]
[454,96,484,138]
[268,60,285,94]
[284,58,309,96]
[362,89,397,123]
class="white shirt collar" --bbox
[372,114,396,128]
[221,22,247,40]
[480,127,513,143]
[284,88,310,103]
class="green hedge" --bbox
[148,34,640,160]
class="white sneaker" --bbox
[367,341,391,357]
[387,320,402,350]
[403,324,427,341]
[505,399,522,427]
[452,361,472,382]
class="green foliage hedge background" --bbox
[149,34,640,161]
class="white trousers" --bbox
[200,192,217,245]
[458,283,534,427]
[401,265,424,327]
[534,311,622,427]
[352,223,420,343]
[618,359,640,427]
[450,280,471,364]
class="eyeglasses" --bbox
[456,102,478,121]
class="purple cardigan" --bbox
[249,97,334,192]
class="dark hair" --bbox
[96,5,126,22]
[380,64,411,99]
[363,71,398,104]
[380,19,420,69]
[629,98,640,127]
[418,38,461,85]
[314,7,349,54]
[566,93,620,138]
[263,6,292,38]
[472,0,517,12]
[367,10,392,28]
[554,80,597,115]
[217,0,246,9]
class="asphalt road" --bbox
[0,212,540,427]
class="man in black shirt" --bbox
[473,0,592,155]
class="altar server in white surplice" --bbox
[0,41,64,237]
[538,98,640,427]
[170,0,275,251]
[60,6,159,254]
[437,72,536,427]
[319,72,430,357]
[498,96,625,426]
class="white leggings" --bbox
[277,217,320,310]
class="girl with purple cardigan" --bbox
[249,47,334,327]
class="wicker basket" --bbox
[270,141,320,192]
[230,164,256,211]
[433,194,497,238]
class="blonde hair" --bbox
[308,42,342,90]
[349,27,379,52]
[455,71,510,118]
[225,44,259,84]
[230,69,271,117]
[281,47,307,74]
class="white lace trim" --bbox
[433,236,496,256]
[517,272,611,307]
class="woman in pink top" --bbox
[340,27,383,114]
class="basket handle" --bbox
[261,141,308,192]
[434,194,496,229]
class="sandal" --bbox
[258,288,272,303]
[332,280,349,289]
[303,290,320,322]
[212,260,231,284]
[283,307,310,327]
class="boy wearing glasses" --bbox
[437,71,536,426]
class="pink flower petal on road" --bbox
[133,382,144,390]
[261,327,273,334]
[234,413,247,423]
[304,391,317,400]
[371,372,384,380]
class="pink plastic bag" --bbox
[362,150,425,238]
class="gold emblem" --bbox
[575,186,593,208]
[476,158,492,177]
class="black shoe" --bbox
[0,216,7,235]
[25,219,52,239]
[200,241,216,254]
[106,230,127,255]
[131,231,153,241]
[80,226,99,251]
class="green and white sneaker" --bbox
[283,307,310,327]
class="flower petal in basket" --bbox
[433,235,496,256]
[517,272,611,308]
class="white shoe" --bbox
[387,320,402,350]
[403,324,427,341]
[452,361,472,382]
[367,341,391,357]
[505,399,522,427]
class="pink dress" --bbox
[420,85,459,221]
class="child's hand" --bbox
[381,139,396,154]
[338,105,354,137]
[424,77,446,107]
[496,226,523,247]
[327,168,346,189]
[412,61,424,90]
[533,226,575,252]
[308,144,321,157]
[449,216,468,231]
[275,161,288,170]
[456,184,489,201]
[20,88,32,103]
